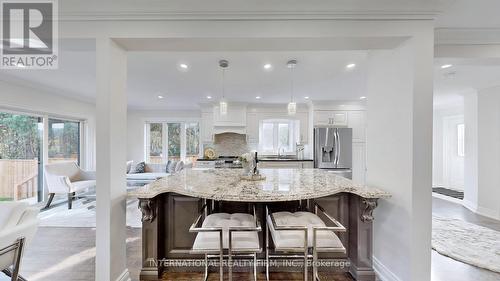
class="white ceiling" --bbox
[434,58,500,106]
[127,51,368,110]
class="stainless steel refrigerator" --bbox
[313,127,352,179]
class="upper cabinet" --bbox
[313,110,348,127]
[313,110,366,142]
[200,111,214,143]
[213,104,247,127]
[246,112,259,143]
[347,111,366,143]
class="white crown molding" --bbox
[435,28,500,45]
[58,10,444,22]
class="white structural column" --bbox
[95,38,130,281]
[464,87,500,220]
[366,24,434,281]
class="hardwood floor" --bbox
[161,272,353,281]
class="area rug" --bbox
[38,198,142,228]
[432,216,500,273]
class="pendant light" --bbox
[287,59,297,115]
[219,60,229,115]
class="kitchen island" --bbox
[129,168,390,280]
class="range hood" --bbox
[213,126,246,135]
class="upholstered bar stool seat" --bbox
[267,212,345,251]
[192,213,260,252]
[190,205,261,281]
[265,202,346,281]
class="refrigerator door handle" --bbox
[335,129,340,166]
[333,128,337,167]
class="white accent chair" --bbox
[0,202,39,281]
[266,201,346,281]
[190,203,261,281]
[44,162,96,209]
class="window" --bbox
[48,118,80,164]
[457,123,465,157]
[145,121,200,163]
[0,112,83,204]
[258,119,299,154]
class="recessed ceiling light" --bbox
[255,96,261,100]
[179,63,188,69]
[360,96,367,100]
[263,63,272,70]
[206,95,212,99]
[157,95,164,99]
[441,64,452,69]
[346,63,356,69]
[304,96,310,99]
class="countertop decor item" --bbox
[203,147,216,159]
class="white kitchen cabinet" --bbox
[201,111,214,142]
[258,161,314,169]
[347,111,366,142]
[314,111,348,126]
[352,143,366,185]
[213,105,246,126]
[246,112,259,143]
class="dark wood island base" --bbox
[138,193,380,281]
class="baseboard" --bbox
[116,269,131,281]
[432,192,463,205]
[372,256,401,281]
[463,200,500,221]
[462,199,478,213]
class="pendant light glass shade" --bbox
[287,59,297,115]
[287,101,297,115]
[219,60,229,115]
[219,100,228,115]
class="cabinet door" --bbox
[314,111,332,126]
[167,195,201,258]
[314,111,348,126]
[246,112,259,143]
[352,143,366,185]
[201,112,213,142]
[213,105,246,126]
[348,111,366,142]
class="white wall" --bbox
[464,86,500,220]
[127,109,201,163]
[432,103,464,189]
[367,29,433,281]
[0,79,96,170]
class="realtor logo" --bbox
[1,0,58,69]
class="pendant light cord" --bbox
[290,64,294,103]
[222,68,226,99]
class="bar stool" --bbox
[265,200,346,281]
[190,203,262,281]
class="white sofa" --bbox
[44,162,96,209]
[126,161,189,182]
[0,202,39,281]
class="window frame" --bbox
[258,119,299,155]
[144,119,201,163]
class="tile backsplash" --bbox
[210,133,251,156]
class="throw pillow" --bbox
[174,161,184,172]
[130,161,146,173]
[165,160,172,173]
[167,161,177,173]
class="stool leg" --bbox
[265,216,270,281]
[203,254,208,281]
[313,248,319,281]
[219,230,223,281]
[253,253,257,281]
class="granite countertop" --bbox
[128,168,391,201]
